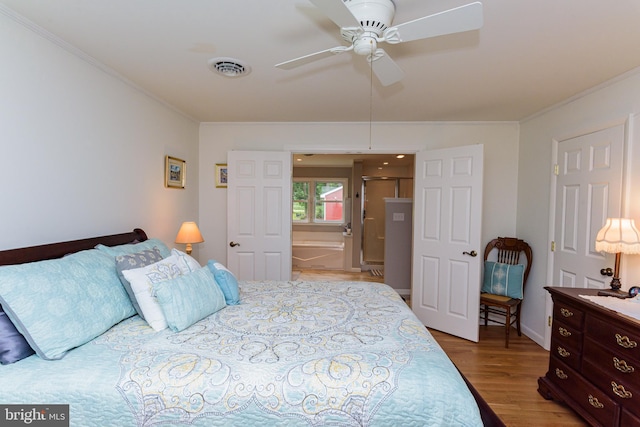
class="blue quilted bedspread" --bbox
[0,281,482,426]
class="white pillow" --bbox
[122,252,201,331]
[170,248,202,272]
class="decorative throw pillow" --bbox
[122,253,201,331]
[115,247,165,319]
[170,248,202,272]
[154,267,226,332]
[481,261,525,299]
[207,260,240,305]
[95,238,171,259]
[0,249,136,360]
[0,304,35,364]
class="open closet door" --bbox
[411,144,483,342]
[227,151,292,281]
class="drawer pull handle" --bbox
[555,368,568,380]
[560,308,574,318]
[557,347,570,358]
[613,357,635,374]
[611,382,632,399]
[588,395,604,409]
[558,327,571,337]
[615,333,638,349]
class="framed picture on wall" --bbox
[165,156,186,189]
[216,163,228,188]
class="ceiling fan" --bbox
[276,0,483,86]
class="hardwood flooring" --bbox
[294,268,386,283]
[295,269,587,427]
[430,327,586,426]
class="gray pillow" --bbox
[0,304,35,364]
[116,247,164,319]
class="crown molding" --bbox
[0,4,197,123]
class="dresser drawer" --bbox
[622,409,640,427]
[586,315,640,363]
[583,356,640,418]
[551,337,581,371]
[548,357,620,426]
[552,318,582,351]
[553,299,585,330]
[584,338,639,384]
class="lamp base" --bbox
[597,289,630,299]
[609,276,622,291]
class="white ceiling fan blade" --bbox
[370,49,404,87]
[385,1,483,44]
[275,46,352,70]
[308,0,361,29]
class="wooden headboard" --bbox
[0,228,148,266]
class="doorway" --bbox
[292,153,415,276]
[228,147,483,341]
[362,177,414,269]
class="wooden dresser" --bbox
[538,287,640,426]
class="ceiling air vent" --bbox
[208,57,251,78]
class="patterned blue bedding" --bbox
[0,281,482,426]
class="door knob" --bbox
[601,267,613,277]
[229,241,240,247]
[463,250,478,257]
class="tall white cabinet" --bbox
[383,198,412,296]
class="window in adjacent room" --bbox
[293,179,347,224]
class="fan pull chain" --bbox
[368,39,374,151]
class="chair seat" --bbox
[480,293,520,305]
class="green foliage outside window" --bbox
[292,179,345,223]
[292,181,309,221]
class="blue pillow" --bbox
[0,304,34,364]
[154,267,226,332]
[0,249,136,360]
[96,238,171,259]
[115,247,165,319]
[207,260,240,305]
[481,261,525,299]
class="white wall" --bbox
[518,69,640,346]
[0,12,200,251]
[198,121,520,269]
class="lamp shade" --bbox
[175,221,204,244]
[595,218,640,254]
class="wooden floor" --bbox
[295,269,587,427]
[430,328,586,426]
[294,268,386,283]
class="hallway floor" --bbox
[294,268,385,283]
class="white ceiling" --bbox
[3,0,640,123]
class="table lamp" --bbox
[595,218,640,297]
[175,221,204,255]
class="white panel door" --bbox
[552,125,624,289]
[227,151,292,281]
[411,144,483,342]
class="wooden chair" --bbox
[480,237,532,348]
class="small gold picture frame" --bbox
[165,156,186,189]
[215,163,228,188]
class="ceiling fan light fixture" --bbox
[353,34,378,56]
[208,57,251,78]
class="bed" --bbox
[0,229,500,426]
